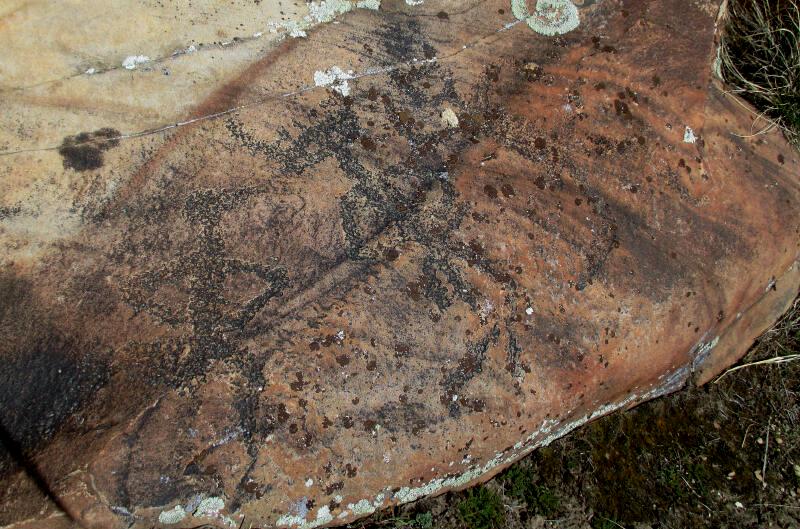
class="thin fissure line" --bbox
[0,18,522,158]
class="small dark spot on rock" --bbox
[336,354,351,366]
[325,481,344,495]
[360,136,376,151]
[614,99,631,119]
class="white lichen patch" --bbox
[683,126,698,143]
[158,505,187,524]
[264,0,380,41]
[405,0,424,5]
[314,66,355,96]
[347,499,374,515]
[194,496,225,517]
[277,497,312,527]
[307,0,373,24]
[287,21,308,38]
[440,107,459,128]
[512,0,580,36]
[122,55,150,70]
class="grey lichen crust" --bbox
[512,0,580,35]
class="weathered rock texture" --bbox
[1,0,798,528]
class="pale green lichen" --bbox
[268,0,382,40]
[158,505,187,525]
[512,0,580,36]
[195,496,225,518]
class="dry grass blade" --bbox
[715,296,800,381]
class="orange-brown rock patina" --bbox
[1,0,799,528]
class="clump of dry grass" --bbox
[718,0,800,145]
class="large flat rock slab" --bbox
[1,1,799,528]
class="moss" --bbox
[455,486,504,529]
[501,465,561,517]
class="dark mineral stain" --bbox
[57,127,120,171]
[614,99,631,119]
[360,136,377,151]
[335,354,351,366]
[439,325,499,417]
[325,481,344,495]
[0,205,21,221]
[0,274,108,456]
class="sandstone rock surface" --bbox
[1,0,799,528]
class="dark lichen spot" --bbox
[335,354,351,366]
[58,128,120,171]
[325,481,344,495]
[614,100,631,119]
[501,183,515,198]
[360,136,377,151]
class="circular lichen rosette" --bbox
[512,0,580,35]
